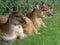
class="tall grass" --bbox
[0,0,59,15]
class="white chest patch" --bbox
[10,24,25,37]
[35,18,39,23]
[35,18,41,28]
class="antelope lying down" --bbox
[0,7,26,43]
[26,3,46,29]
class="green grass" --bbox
[6,4,60,45]
[0,0,60,45]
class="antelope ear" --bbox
[33,1,38,7]
[41,1,44,5]
[6,6,10,14]
[33,1,39,10]
[13,6,17,11]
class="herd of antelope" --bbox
[0,1,55,44]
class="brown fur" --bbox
[40,1,55,16]
[0,17,17,42]
[26,9,46,29]
[0,10,40,37]
[0,16,8,24]
[0,9,26,42]
[22,16,40,35]
[29,1,55,18]
[12,7,40,35]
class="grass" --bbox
[0,0,60,45]
[6,4,60,45]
